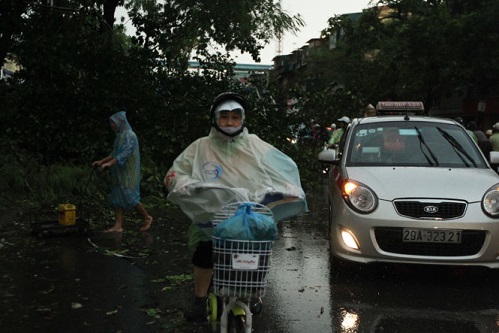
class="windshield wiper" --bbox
[415,126,439,166]
[436,127,477,167]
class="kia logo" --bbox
[423,205,439,214]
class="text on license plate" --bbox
[402,228,462,243]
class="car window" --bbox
[346,121,486,168]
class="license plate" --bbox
[402,228,462,243]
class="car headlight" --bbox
[342,180,377,213]
[482,184,499,217]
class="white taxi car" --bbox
[319,101,499,269]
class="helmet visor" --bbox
[214,100,245,122]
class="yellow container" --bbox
[58,204,76,226]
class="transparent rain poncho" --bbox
[165,127,308,246]
[109,111,141,209]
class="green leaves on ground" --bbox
[152,274,193,291]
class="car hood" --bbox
[345,167,499,201]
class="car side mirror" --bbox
[318,148,338,164]
[490,151,499,164]
[489,151,499,174]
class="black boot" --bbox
[250,297,263,315]
[184,296,207,322]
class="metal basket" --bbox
[211,202,275,298]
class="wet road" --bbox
[251,196,332,332]
[253,186,499,332]
[1,186,499,332]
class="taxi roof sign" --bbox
[376,101,424,115]
[376,101,424,111]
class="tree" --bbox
[0,0,304,171]
[0,0,29,68]
[124,0,303,65]
[317,0,499,110]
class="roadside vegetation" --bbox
[291,0,499,127]
[1,0,498,211]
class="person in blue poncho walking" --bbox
[93,111,153,232]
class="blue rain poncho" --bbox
[109,111,142,209]
[165,127,308,246]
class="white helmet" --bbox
[337,116,350,124]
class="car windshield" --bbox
[346,121,486,168]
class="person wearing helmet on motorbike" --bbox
[455,117,478,143]
[164,92,308,322]
[327,116,350,148]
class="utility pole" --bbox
[276,32,283,56]
[275,0,283,56]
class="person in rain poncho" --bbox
[92,111,153,232]
[327,116,350,147]
[164,92,308,322]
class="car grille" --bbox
[375,227,485,256]
[394,200,466,219]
